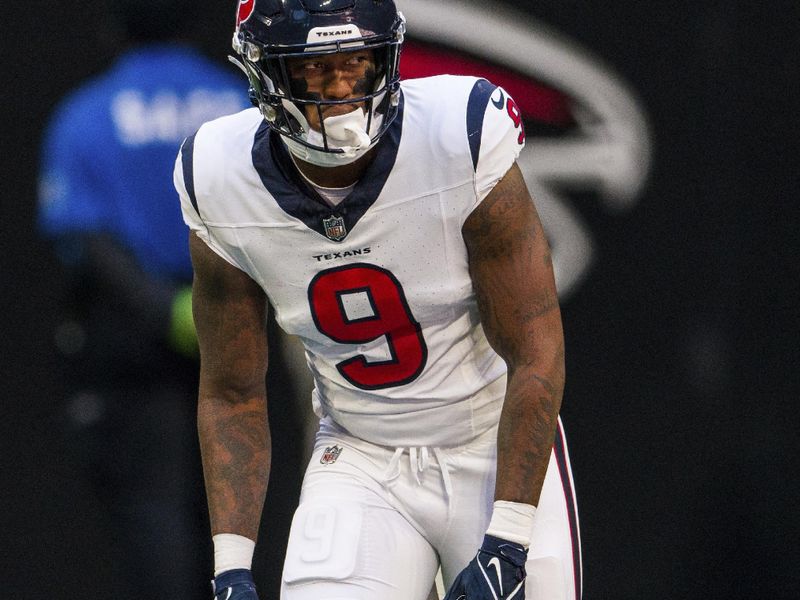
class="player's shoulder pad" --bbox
[469,80,525,200]
[469,80,525,172]
[399,75,487,165]
[400,74,484,123]
[400,75,523,176]
[177,107,262,220]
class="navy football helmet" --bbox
[231,0,405,165]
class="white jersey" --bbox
[175,75,525,447]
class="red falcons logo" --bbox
[401,0,652,300]
[236,0,255,26]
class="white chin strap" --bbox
[282,107,383,167]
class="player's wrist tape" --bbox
[486,500,537,548]
[213,533,256,576]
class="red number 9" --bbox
[308,264,428,390]
[507,98,526,145]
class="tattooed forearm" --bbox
[494,355,564,504]
[198,394,270,539]
[189,233,270,540]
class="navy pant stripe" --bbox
[553,419,582,599]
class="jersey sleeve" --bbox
[174,135,205,236]
[470,83,526,201]
[174,134,244,271]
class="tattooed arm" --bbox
[190,232,270,540]
[462,163,565,506]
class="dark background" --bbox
[2,1,797,598]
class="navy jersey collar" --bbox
[252,93,404,242]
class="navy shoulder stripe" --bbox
[180,134,199,216]
[252,92,405,242]
[466,79,499,171]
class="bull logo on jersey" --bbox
[323,215,347,241]
[400,0,652,300]
[236,0,255,27]
[320,445,343,464]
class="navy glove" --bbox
[444,535,528,600]
[212,569,259,600]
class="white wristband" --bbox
[486,500,537,548]
[213,533,256,576]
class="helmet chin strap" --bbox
[281,106,384,168]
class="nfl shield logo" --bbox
[320,445,343,465]
[323,215,347,241]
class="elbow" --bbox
[198,372,267,409]
[506,358,564,416]
[506,337,565,388]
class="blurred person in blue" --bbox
[36,0,249,598]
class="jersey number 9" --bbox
[308,264,428,390]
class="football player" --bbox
[175,1,581,598]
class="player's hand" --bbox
[212,569,259,600]
[443,535,528,600]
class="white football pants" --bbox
[280,417,581,599]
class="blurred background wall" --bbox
[2,0,797,598]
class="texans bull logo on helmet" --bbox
[236,0,255,27]
[401,0,652,300]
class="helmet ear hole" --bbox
[262,104,278,123]
[245,43,261,62]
